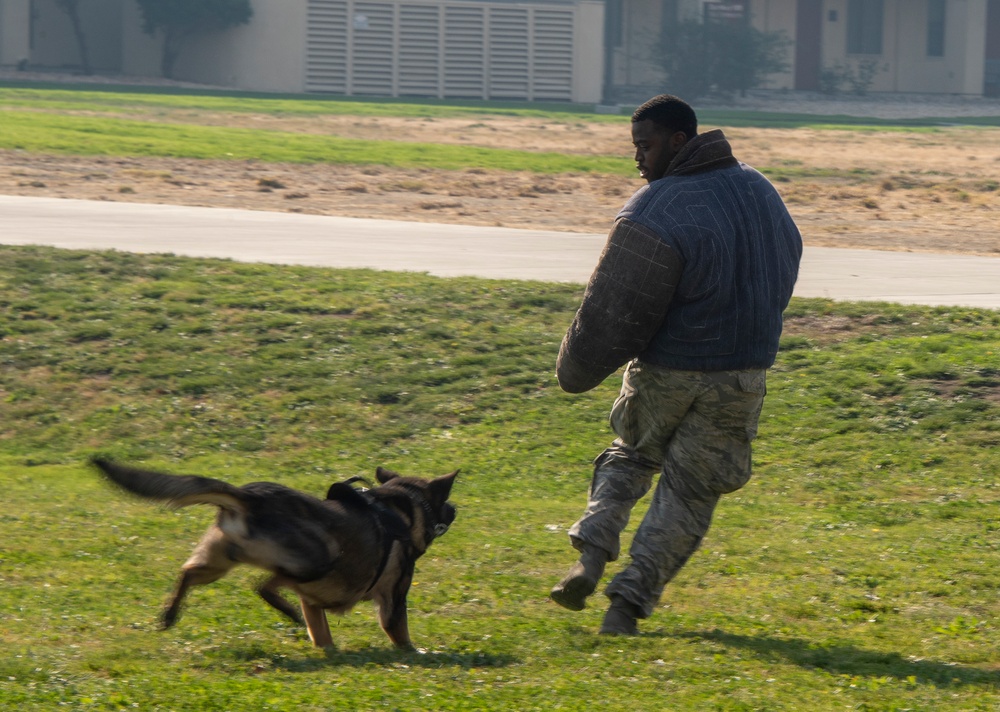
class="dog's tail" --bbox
[91,457,247,513]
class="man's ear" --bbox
[669,130,689,152]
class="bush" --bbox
[819,59,886,95]
[656,19,791,100]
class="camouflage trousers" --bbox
[567,360,766,618]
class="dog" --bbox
[91,457,457,649]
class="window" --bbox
[927,0,946,57]
[847,0,883,55]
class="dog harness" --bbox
[325,477,428,594]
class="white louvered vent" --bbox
[306,0,349,93]
[306,0,582,101]
[531,9,574,100]
[443,5,485,98]
[398,4,441,96]
[351,2,395,95]
[488,7,530,99]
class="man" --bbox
[550,94,802,635]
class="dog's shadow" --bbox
[216,645,519,672]
[678,629,999,689]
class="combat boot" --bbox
[550,545,609,611]
[598,595,640,635]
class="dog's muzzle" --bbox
[433,503,457,538]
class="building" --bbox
[0,0,605,102]
[610,0,1000,100]
[1,0,998,102]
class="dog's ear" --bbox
[429,470,459,503]
[375,466,400,484]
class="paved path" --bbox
[3,195,999,309]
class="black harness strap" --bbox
[326,479,412,594]
[361,496,412,593]
[325,477,445,594]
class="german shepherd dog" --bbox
[91,458,457,649]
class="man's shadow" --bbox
[682,629,999,688]
[216,645,519,672]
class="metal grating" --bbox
[488,7,531,99]
[306,0,579,101]
[398,4,442,96]
[351,2,395,95]
[531,8,574,100]
[306,0,349,93]
[443,5,486,98]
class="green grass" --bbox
[1,246,998,710]
[0,85,618,119]
[3,86,998,183]
[0,110,632,173]
[4,84,1000,128]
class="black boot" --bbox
[550,546,609,611]
[599,595,640,635]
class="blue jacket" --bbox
[556,130,802,392]
[622,155,802,371]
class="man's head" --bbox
[631,95,698,183]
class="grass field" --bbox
[0,244,997,711]
[3,86,999,174]
[5,84,1000,126]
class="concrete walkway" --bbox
[3,195,999,309]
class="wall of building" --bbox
[121,0,307,91]
[889,0,985,93]
[117,0,602,101]
[607,0,992,98]
[748,0,797,89]
[173,0,308,92]
[0,0,31,67]
[821,0,987,95]
[299,0,603,102]
[120,1,161,77]
[573,1,607,102]
[612,0,666,92]
[30,0,123,72]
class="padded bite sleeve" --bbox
[556,219,683,393]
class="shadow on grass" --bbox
[683,629,999,688]
[210,645,520,672]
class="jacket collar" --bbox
[664,129,739,177]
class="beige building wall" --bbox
[122,0,307,91]
[822,0,987,95]
[173,0,308,92]
[888,0,987,93]
[613,0,666,89]
[749,0,797,89]
[0,0,30,66]
[29,0,123,71]
[610,0,991,98]
[121,1,161,77]
[119,0,600,101]
[952,0,989,94]
[613,0,798,95]
[573,1,608,102]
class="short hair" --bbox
[632,95,698,140]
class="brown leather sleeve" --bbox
[556,219,683,393]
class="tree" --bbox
[657,19,790,100]
[134,0,253,79]
[53,0,92,75]
[709,22,791,97]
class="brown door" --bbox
[794,0,823,90]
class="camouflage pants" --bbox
[567,360,766,618]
